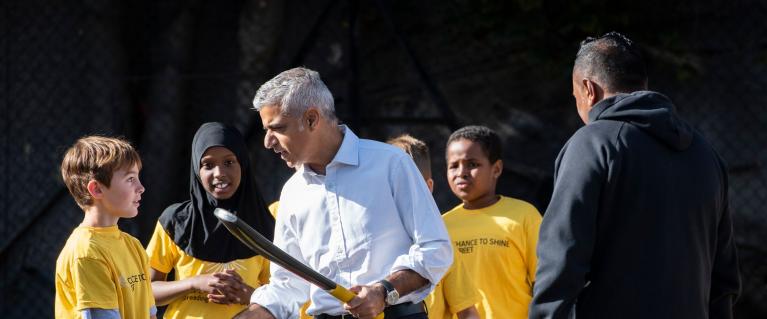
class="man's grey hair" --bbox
[252,67,337,122]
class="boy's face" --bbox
[199,146,242,200]
[446,138,501,205]
[100,163,144,218]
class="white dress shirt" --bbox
[251,126,452,318]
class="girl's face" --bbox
[199,146,242,200]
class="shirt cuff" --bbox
[389,244,452,303]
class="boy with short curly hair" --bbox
[443,126,541,318]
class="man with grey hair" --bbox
[530,32,740,318]
[235,67,452,319]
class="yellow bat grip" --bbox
[327,285,385,319]
[327,284,356,302]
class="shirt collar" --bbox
[298,125,359,176]
[330,125,359,166]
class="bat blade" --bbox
[214,208,342,294]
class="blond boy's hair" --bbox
[60,136,142,209]
[387,134,431,180]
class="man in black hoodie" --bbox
[529,32,741,319]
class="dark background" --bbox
[1,0,765,317]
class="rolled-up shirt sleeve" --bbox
[250,213,310,319]
[389,155,453,301]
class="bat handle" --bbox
[327,285,385,319]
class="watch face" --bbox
[386,290,399,305]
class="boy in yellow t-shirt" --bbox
[55,136,157,319]
[443,126,542,319]
[388,134,481,319]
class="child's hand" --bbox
[207,269,255,305]
[191,273,225,294]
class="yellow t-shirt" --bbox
[55,225,155,319]
[442,196,542,319]
[146,222,270,319]
[269,201,312,319]
[425,249,481,319]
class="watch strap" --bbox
[377,279,395,294]
[376,279,398,305]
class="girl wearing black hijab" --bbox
[146,122,275,318]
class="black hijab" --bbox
[159,122,275,263]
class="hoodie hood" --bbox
[588,91,693,151]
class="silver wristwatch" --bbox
[376,279,399,305]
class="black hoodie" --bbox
[530,91,741,319]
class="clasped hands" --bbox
[193,269,254,305]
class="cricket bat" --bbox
[213,208,384,319]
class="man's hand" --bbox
[233,303,277,319]
[343,284,386,319]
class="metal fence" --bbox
[0,0,765,318]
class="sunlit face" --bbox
[199,146,242,199]
[446,139,500,205]
[572,70,592,124]
[260,105,311,168]
[101,164,144,218]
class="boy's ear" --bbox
[492,159,503,179]
[87,180,104,199]
[426,178,434,193]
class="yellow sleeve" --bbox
[141,249,157,308]
[443,252,481,315]
[145,222,179,274]
[72,257,119,311]
[258,256,271,285]
[526,209,543,284]
[127,235,157,310]
[268,201,279,219]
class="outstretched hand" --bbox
[191,273,225,295]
